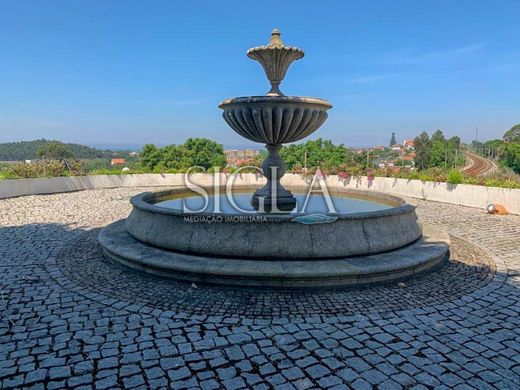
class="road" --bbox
[463,151,497,176]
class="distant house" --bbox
[402,154,415,167]
[225,149,260,167]
[111,158,126,165]
[378,159,396,168]
[403,139,415,150]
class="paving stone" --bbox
[68,374,93,387]
[169,366,191,381]
[95,374,118,389]
[305,364,330,379]
[200,378,220,390]
[222,376,247,389]
[123,374,145,388]
[351,377,372,390]
[49,366,72,380]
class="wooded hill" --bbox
[0,139,114,160]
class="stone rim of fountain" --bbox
[128,187,413,220]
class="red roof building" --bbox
[403,139,415,149]
[111,158,126,165]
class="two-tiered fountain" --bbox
[99,30,449,287]
[220,28,331,212]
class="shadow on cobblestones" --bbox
[5,223,490,319]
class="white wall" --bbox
[315,175,520,215]
[0,173,519,215]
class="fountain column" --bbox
[252,144,296,212]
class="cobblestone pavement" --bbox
[1,187,519,389]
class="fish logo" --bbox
[292,214,337,225]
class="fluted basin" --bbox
[219,96,332,144]
[220,95,332,211]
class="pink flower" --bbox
[338,171,350,179]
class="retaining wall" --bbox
[0,173,518,215]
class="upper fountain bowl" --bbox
[219,95,332,144]
[219,29,332,145]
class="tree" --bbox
[183,138,227,169]
[280,138,350,173]
[413,132,431,170]
[446,136,462,167]
[503,142,520,173]
[389,132,396,146]
[428,130,446,168]
[430,139,446,168]
[36,142,75,160]
[138,138,227,172]
[431,129,445,143]
[504,124,520,142]
[140,144,164,171]
[483,139,505,159]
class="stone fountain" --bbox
[98,29,450,288]
[219,29,331,211]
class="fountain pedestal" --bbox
[251,144,296,212]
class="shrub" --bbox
[446,169,464,184]
[4,160,83,179]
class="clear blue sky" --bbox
[0,0,519,149]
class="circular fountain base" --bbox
[124,188,423,259]
[99,220,449,288]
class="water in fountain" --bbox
[154,191,392,215]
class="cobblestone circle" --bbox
[55,232,494,318]
[1,187,520,390]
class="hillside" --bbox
[0,139,116,160]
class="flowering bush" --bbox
[337,171,350,180]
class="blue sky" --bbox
[0,0,519,149]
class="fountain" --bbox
[98,30,450,288]
[219,29,331,211]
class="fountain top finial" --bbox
[247,29,304,96]
[269,28,283,47]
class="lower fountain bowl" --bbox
[99,221,449,288]
[98,186,449,288]
[123,187,422,259]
